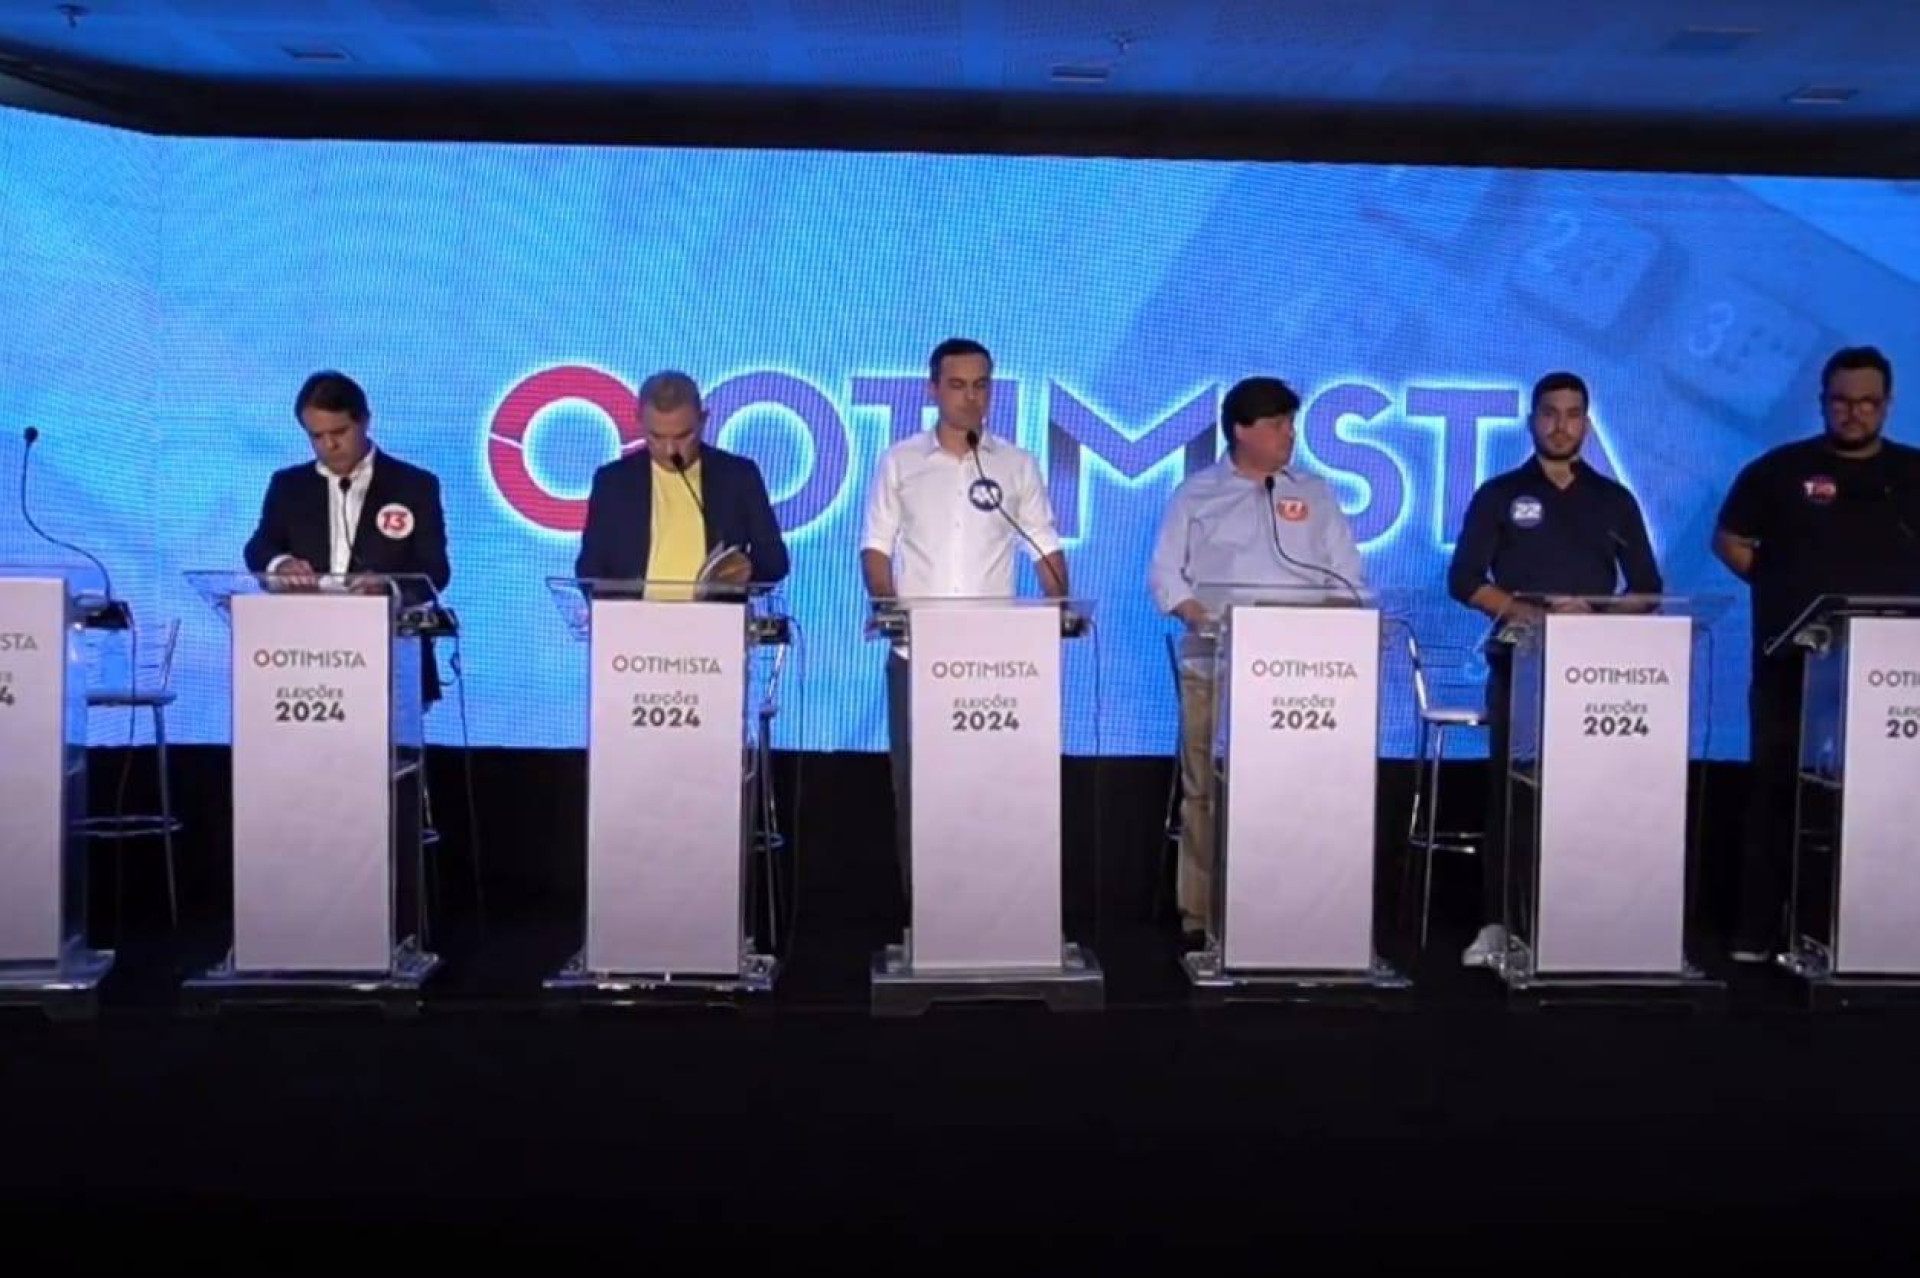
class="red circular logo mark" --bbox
[487,366,640,532]
[376,503,415,539]
[1277,498,1311,522]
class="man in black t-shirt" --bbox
[1714,345,1920,961]
[1447,371,1663,968]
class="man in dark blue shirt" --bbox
[1713,345,1920,962]
[1445,371,1664,968]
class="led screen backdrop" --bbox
[1,104,1916,754]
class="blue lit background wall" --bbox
[1,104,1916,755]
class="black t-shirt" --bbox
[1717,436,1920,658]
[1447,457,1664,605]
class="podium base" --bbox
[0,946,115,1019]
[183,937,439,1017]
[542,949,779,1007]
[869,941,1103,1017]
[1782,938,1920,1008]
[1180,946,1409,1004]
[1493,939,1724,1010]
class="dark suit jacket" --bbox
[243,449,452,700]
[574,445,790,586]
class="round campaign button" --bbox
[968,477,1004,512]
[376,503,416,539]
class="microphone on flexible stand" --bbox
[1883,484,1920,544]
[670,450,707,517]
[18,426,127,627]
[1263,473,1363,606]
[965,427,1069,600]
[337,474,358,573]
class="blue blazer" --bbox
[574,445,791,585]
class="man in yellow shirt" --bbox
[576,371,791,591]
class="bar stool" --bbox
[1404,631,1489,949]
[78,618,184,932]
[1154,631,1185,921]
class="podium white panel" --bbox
[1534,614,1690,973]
[908,605,1062,971]
[230,593,393,973]
[585,600,748,976]
[1220,606,1380,972]
[0,579,69,963]
[1834,617,1920,974]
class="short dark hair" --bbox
[1530,371,1589,415]
[1220,376,1301,453]
[1822,346,1893,397]
[639,369,703,413]
[929,337,993,382]
[295,370,370,424]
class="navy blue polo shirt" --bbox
[1447,457,1663,606]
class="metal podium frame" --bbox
[1494,593,1728,1001]
[1774,594,1920,1000]
[182,571,443,1011]
[542,576,791,1003]
[1180,582,1411,998]
[0,567,120,1014]
[867,596,1103,1016]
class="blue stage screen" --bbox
[2,104,1916,756]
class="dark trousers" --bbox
[1737,658,1804,948]
[1483,647,1514,931]
[886,651,911,901]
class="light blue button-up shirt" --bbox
[1147,459,1365,620]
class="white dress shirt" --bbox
[268,447,376,575]
[861,431,1063,598]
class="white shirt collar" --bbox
[918,429,999,458]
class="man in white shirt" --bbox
[1147,376,1365,945]
[860,337,1069,894]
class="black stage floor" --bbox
[4,749,1916,1263]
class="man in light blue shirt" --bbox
[1147,376,1365,943]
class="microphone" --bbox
[965,428,1069,599]
[337,474,358,573]
[18,426,124,624]
[1884,484,1919,544]
[1263,473,1363,605]
[670,450,708,517]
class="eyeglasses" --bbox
[1825,395,1888,413]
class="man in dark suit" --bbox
[243,369,452,698]
[575,370,790,588]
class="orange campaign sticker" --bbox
[1277,498,1310,522]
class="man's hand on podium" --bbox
[269,557,319,591]
[1173,599,1212,635]
[1546,595,1594,615]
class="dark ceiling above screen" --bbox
[0,0,1917,174]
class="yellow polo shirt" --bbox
[647,458,705,600]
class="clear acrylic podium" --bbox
[1182,582,1409,994]
[543,577,791,999]
[0,566,120,1010]
[182,571,441,1006]
[1497,594,1727,996]
[868,595,1102,1015]
[1774,595,1920,993]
